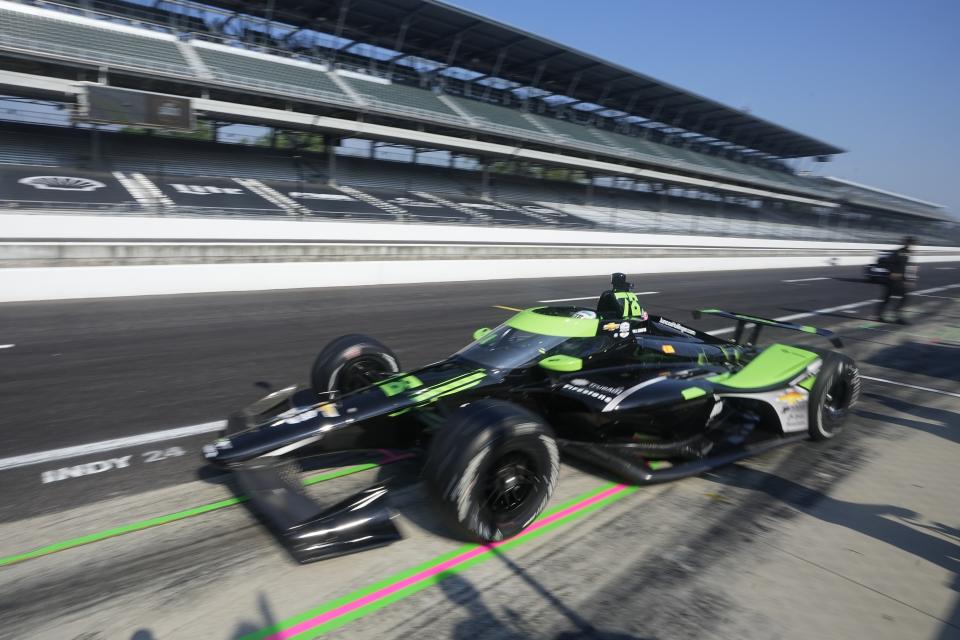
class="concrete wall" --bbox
[2,213,957,302]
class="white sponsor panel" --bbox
[288,192,355,201]
[170,184,244,195]
[18,176,106,191]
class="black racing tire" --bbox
[808,352,861,440]
[310,334,400,396]
[424,399,560,543]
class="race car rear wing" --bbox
[692,309,843,348]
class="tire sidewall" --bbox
[426,401,560,542]
[311,334,399,395]
[809,354,861,440]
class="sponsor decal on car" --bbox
[662,344,676,354]
[777,390,806,406]
[561,383,615,403]
[775,388,809,430]
[318,402,340,418]
[602,322,619,331]
[659,318,696,336]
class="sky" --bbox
[449,0,960,215]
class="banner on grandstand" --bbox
[77,84,194,131]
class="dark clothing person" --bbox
[876,244,915,324]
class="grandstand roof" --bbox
[206,0,844,159]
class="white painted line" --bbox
[0,420,226,471]
[936,267,956,270]
[0,344,13,349]
[783,277,830,283]
[710,300,877,335]
[709,283,959,336]
[914,294,957,300]
[538,292,658,303]
[861,376,960,399]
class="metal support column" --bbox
[326,137,337,186]
[480,160,490,199]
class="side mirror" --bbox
[539,354,583,372]
[472,327,493,341]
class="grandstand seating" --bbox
[0,1,842,201]
[530,115,621,155]
[0,3,191,75]
[0,117,950,244]
[338,76,466,126]
[193,44,354,106]
[443,96,555,141]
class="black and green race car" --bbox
[203,274,861,563]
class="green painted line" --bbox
[301,489,635,639]
[242,484,638,640]
[0,463,382,568]
[240,488,600,640]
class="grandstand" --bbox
[0,0,955,244]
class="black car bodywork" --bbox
[204,297,859,563]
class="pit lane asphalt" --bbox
[0,289,956,640]
[0,262,958,523]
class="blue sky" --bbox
[451,0,960,214]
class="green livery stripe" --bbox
[798,375,817,391]
[0,462,385,568]
[411,370,486,403]
[505,308,599,337]
[716,344,818,390]
[681,387,707,400]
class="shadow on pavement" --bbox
[435,558,653,640]
[437,573,525,640]
[858,392,960,445]
[864,341,960,382]
[229,592,278,639]
[709,465,959,579]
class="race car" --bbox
[203,274,861,563]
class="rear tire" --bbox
[311,334,399,395]
[424,400,560,542]
[808,352,861,440]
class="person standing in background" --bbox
[876,236,917,324]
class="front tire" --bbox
[808,352,861,440]
[310,334,399,395]
[424,400,560,542]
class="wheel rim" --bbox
[338,356,392,392]
[823,374,850,420]
[482,451,540,518]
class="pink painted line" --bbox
[266,483,629,640]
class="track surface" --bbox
[0,262,958,639]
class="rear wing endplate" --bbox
[692,309,843,348]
